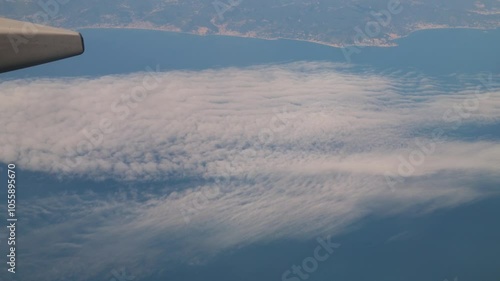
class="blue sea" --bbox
[4,28,499,79]
[1,27,499,281]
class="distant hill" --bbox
[1,0,499,46]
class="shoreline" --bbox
[75,24,498,49]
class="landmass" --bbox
[1,0,498,47]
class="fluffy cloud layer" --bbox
[0,62,499,280]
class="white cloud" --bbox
[0,62,499,280]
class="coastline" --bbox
[75,23,498,49]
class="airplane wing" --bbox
[0,17,84,73]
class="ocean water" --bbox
[3,27,499,79]
[0,28,499,281]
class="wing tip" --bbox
[79,32,85,55]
